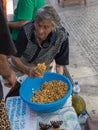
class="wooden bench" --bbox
[58,0,87,7]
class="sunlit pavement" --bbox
[47,0,98,117]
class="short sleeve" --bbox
[14,27,28,57]
[14,0,35,20]
[14,0,45,21]
[55,37,69,65]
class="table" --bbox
[6,96,81,130]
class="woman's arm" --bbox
[11,56,30,74]
[11,56,42,78]
[56,64,64,74]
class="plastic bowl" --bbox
[20,72,72,113]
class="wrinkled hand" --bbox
[28,67,42,78]
[3,70,17,88]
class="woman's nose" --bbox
[38,27,44,34]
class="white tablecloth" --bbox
[6,96,81,130]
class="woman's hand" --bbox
[28,67,42,78]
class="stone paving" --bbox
[46,0,98,117]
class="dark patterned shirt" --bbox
[15,21,69,66]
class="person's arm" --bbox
[0,54,16,87]
[11,56,30,74]
[11,56,42,78]
[8,20,30,29]
[0,1,17,87]
[0,55,12,77]
[56,64,65,74]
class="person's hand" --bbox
[3,70,17,88]
[28,67,42,78]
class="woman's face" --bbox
[35,19,53,42]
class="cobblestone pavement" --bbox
[46,0,98,117]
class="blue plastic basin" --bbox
[20,72,72,113]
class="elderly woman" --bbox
[11,5,69,77]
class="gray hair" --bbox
[35,5,61,29]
